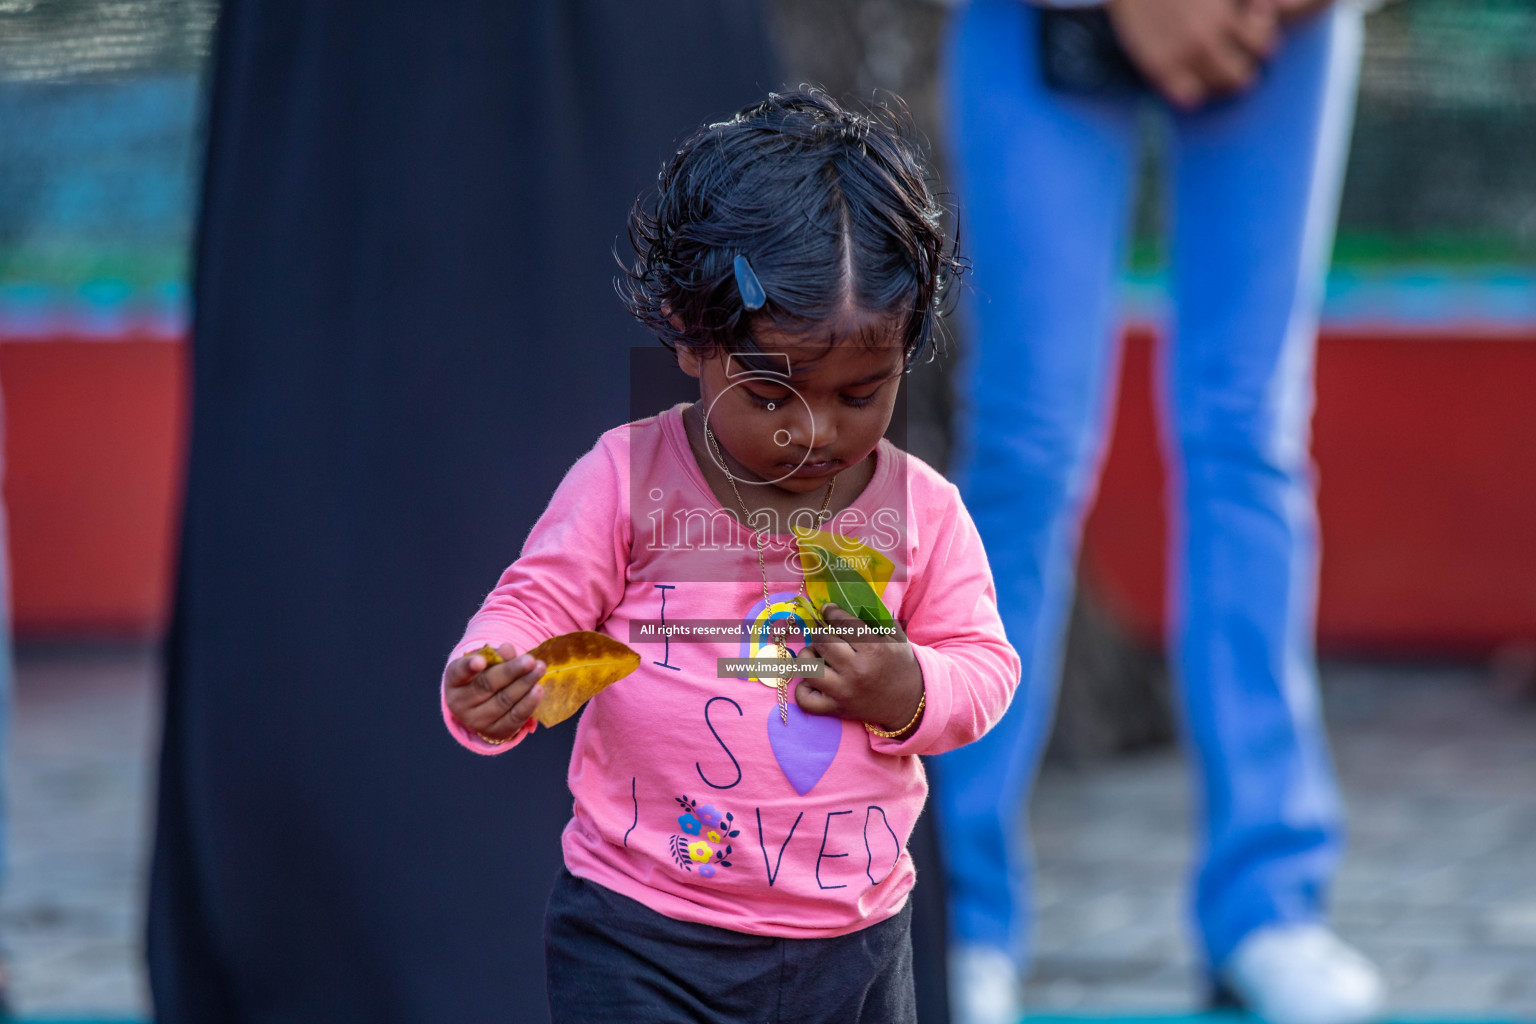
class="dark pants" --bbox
[545,870,917,1024]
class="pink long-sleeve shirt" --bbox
[442,404,1019,938]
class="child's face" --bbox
[679,310,906,498]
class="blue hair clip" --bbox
[733,254,767,311]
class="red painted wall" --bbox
[3,339,187,639]
[4,332,1534,652]
[1084,327,1536,653]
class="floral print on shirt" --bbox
[669,795,739,877]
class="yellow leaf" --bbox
[526,630,641,727]
[792,527,896,629]
[471,644,506,666]
[788,595,826,629]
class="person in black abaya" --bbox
[148,3,950,1021]
[149,3,773,1020]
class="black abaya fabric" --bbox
[148,3,952,1021]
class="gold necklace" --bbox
[705,423,836,723]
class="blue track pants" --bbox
[932,0,1364,971]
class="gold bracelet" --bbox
[473,729,513,746]
[864,691,926,740]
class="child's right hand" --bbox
[445,643,546,742]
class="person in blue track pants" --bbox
[932,2,1387,1023]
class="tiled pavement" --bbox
[1025,663,1536,1017]
[3,647,1533,1020]
[4,646,157,1017]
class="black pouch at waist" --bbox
[1038,7,1150,95]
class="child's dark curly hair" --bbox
[621,87,963,366]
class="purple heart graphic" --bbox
[767,685,842,796]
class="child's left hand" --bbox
[797,603,925,735]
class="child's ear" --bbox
[676,344,703,379]
[667,307,704,378]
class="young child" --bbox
[441,88,1021,1023]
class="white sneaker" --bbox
[1220,923,1386,1024]
[949,945,1023,1024]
